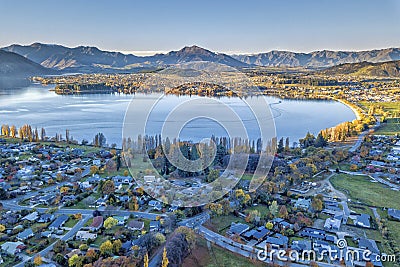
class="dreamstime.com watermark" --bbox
[257,239,397,264]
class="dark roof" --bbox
[127,220,144,229]
[90,216,103,228]
[229,222,249,235]
[359,238,380,254]
[49,215,69,229]
[266,234,288,246]
[388,208,400,220]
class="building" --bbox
[324,218,341,231]
[294,198,311,210]
[228,222,249,235]
[1,241,26,255]
[150,220,161,232]
[90,216,104,231]
[355,214,371,228]
[76,231,97,241]
[388,208,400,221]
[48,215,69,230]
[127,220,144,231]
[17,228,34,241]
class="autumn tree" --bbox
[269,200,279,217]
[113,239,122,254]
[162,247,169,267]
[101,180,115,195]
[104,217,118,229]
[311,194,324,212]
[33,255,42,266]
[278,205,289,219]
[68,254,83,267]
[100,240,113,256]
[144,253,149,267]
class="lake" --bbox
[0,82,356,147]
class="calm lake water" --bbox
[0,82,356,147]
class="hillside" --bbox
[320,60,400,77]
[0,50,54,77]
[232,48,400,68]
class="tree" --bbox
[68,254,83,267]
[33,255,42,266]
[311,194,323,212]
[161,247,169,267]
[113,239,122,254]
[206,169,219,183]
[90,165,99,175]
[53,240,67,253]
[100,240,113,256]
[144,253,149,267]
[0,224,5,232]
[269,200,279,217]
[104,217,118,229]
[101,180,115,195]
[266,221,273,230]
[278,205,289,219]
[85,249,98,263]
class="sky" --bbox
[1,0,400,55]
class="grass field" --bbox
[374,118,400,135]
[182,237,263,267]
[206,215,246,234]
[359,101,400,135]
[245,205,269,217]
[331,174,400,209]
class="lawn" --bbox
[205,215,246,234]
[64,217,79,228]
[245,205,269,217]
[374,118,400,136]
[331,174,400,209]
[182,236,263,267]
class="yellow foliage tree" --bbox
[161,247,169,267]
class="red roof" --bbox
[90,216,103,228]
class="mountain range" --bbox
[1,43,400,76]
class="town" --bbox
[0,94,399,267]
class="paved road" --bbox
[15,215,91,267]
[349,116,380,153]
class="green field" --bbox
[207,215,246,234]
[375,118,400,136]
[331,174,400,209]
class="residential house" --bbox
[38,213,55,223]
[149,220,161,232]
[127,220,144,231]
[17,228,34,241]
[291,240,312,252]
[264,233,289,249]
[90,216,103,231]
[22,212,39,222]
[359,238,380,255]
[114,216,127,226]
[324,218,341,231]
[76,231,97,241]
[149,200,162,211]
[355,214,371,228]
[228,222,249,236]
[1,241,26,255]
[48,215,69,230]
[294,198,311,210]
[388,208,400,221]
